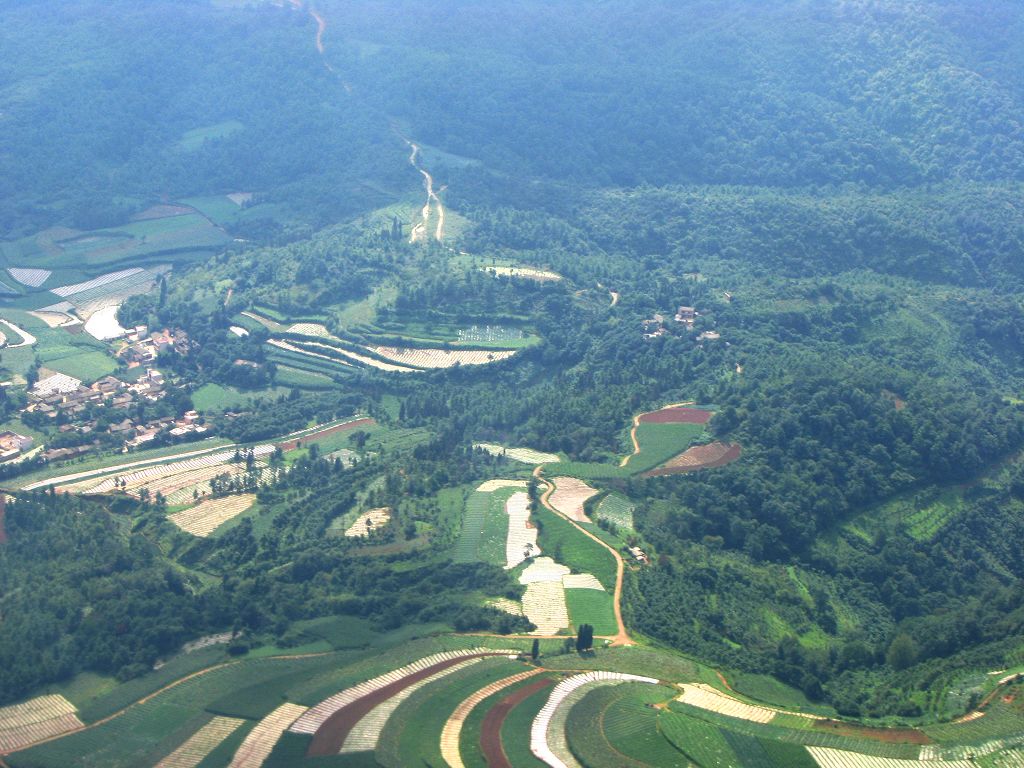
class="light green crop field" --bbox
[453,484,522,565]
[565,588,618,636]
[535,505,617,590]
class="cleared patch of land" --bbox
[439,668,542,768]
[482,266,562,282]
[638,406,713,424]
[475,443,559,464]
[644,441,742,476]
[340,660,482,754]
[344,507,392,538]
[806,746,972,768]
[504,491,539,569]
[547,476,598,522]
[7,267,50,287]
[370,345,516,369]
[168,494,257,537]
[676,682,822,724]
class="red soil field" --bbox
[0,493,6,544]
[276,417,375,452]
[480,677,555,768]
[638,407,712,424]
[307,652,504,756]
[643,442,741,477]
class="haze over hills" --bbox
[1,1,1024,766]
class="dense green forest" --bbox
[2,0,1024,727]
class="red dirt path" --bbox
[643,442,741,477]
[638,407,712,424]
[276,417,374,451]
[307,652,503,756]
[480,677,555,768]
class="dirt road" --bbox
[404,141,445,243]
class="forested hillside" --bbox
[2,0,1024,741]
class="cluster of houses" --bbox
[109,409,207,449]
[641,305,723,342]
[116,327,189,367]
[27,369,168,422]
[19,366,209,455]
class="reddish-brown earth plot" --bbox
[480,677,555,768]
[643,442,741,476]
[276,417,375,452]
[307,653,501,756]
[638,407,713,424]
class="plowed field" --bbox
[639,407,712,424]
[644,442,741,476]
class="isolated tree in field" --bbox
[576,623,594,652]
[531,638,540,660]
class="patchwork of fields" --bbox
[5,635,1023,768]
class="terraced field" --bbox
[167,494,257,537]
[153,716,244,767]
[226,703,307,768]
[453,480,528,564]
[594,493,635,531]
[0,695,83,754]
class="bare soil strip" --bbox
[479,677,555,768]
[638,407,712,424]
[276,417,374,451]
[440,668,542,768]
[306,653,506,756]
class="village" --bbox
[2,327,208,465]
[641,304,722,342]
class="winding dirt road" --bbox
[533,466,632,646]
[405,142,445,243]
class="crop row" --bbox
[530,672,659,767]
[289,648,512,736]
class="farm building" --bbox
[627,546,649,564]
[642,314,666,339]
[32,372,83,398]
[675,306,697,327]
[0,431,33,462]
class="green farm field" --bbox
[565,588,618,636]
[535,505,617,590]
[453,484,523,565]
